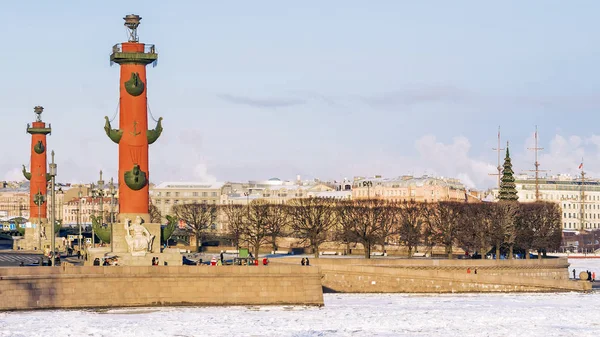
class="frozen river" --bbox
[0,259,598,337]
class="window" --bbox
[175,192,180,197]
[202,192,208,197]
[193,192,198,197]
[211,192,217,197]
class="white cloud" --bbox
[193,162,217,183]
[3,167,24,182]
[517,133,599,179]
[414,135,497,189]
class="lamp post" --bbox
[109,177,116,252]
[97,170,105,245]
[49,151,57,266]
[77,188,82,254]
[89,183,96,247]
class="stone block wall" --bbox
[272,257,591,293]
[0,265,323,310]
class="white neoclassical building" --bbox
[491,174,600,232]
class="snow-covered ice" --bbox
[0,259,598,337]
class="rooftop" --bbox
[353,175,466,189]
[154,182,225,190]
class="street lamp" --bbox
[78,187,82,254]
[97,170,105,244]
[109,177,116,252]
[49,151,57,266]
[89,183,96,247]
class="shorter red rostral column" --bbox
[23,106,51,223]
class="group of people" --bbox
[572,269,596,281]
[151,257,161,266]
[300,258,310,266]
[92,257,119,266]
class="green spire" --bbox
[498,141,518,201]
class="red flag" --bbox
[579,162,583,170]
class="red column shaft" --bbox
[29,121,48,220]
[118,42,149,215]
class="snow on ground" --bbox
[0,259,598,337]
[567,258,600,280]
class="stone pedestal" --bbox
[85,219,182,266]
[19,220,51,252]
[112,221,161,254]
[85,247,182,266]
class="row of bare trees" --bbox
[163,198,562,259]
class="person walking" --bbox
[573,269,576,279]
[305,258,310,266]
[301,258,305,266]
[220,250,224,265]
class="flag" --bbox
[579,162,583,170]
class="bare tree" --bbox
[221,203,246,249]
[243,200,272,258]
[337,199,391,258]
[149,202,162,224]
[266,203,289,252]
[286,197,338,258]
[488,201,518,260]
[424,201,462,259]
[395,200,425,258]
[454,203,486,258]
[531,202,562,259]
[172,202,217,252]
[515,203,536,260]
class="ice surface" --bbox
[0,259,598,337]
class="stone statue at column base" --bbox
[124,216,155,257]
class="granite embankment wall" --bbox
[0,265,323,311]
[273,257,591,293]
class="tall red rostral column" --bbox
[22,106,51,250]
[104,14,162,222]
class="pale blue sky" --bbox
[1,1,599,189]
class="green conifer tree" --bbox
[498,142,519,201]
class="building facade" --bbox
[150,182,225,220]
[62,196,118,226]
[0,188,30,219]
[491,174,600,232]
[352,175,477,202]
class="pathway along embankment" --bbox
[272,257,592,293]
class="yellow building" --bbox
[0,188,29,219]
[150,182,225,219]
[352,175,474,202]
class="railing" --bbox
[112,43,156,54]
